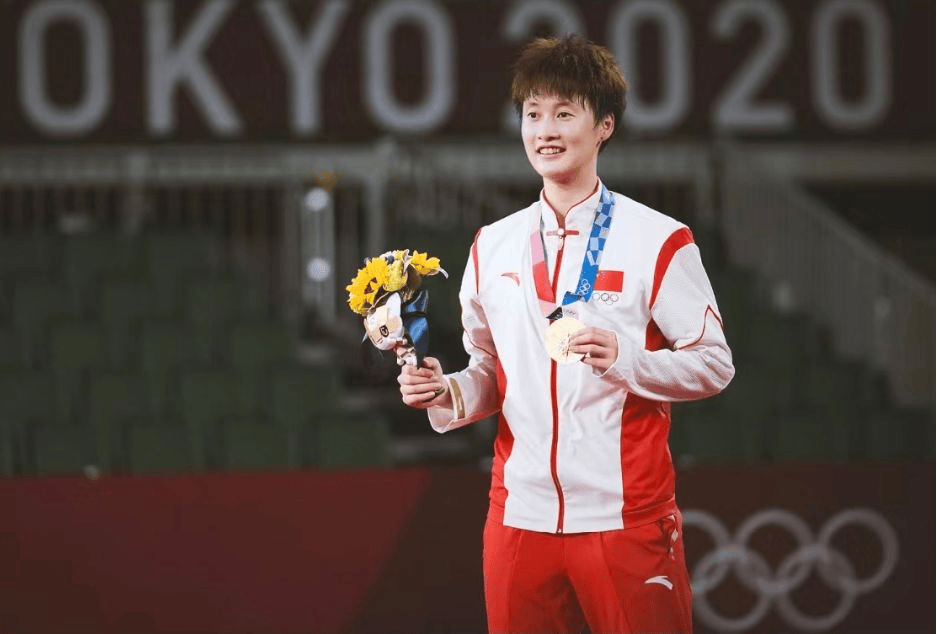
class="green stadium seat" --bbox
[314,412,391,468]
[12,277,75,367]
[88,372,150,470]
[140,321,196,419]
[772,410,847,463]
[745,311,799,376]
[0,371,58,475]
[0,421,13,476]
[98,276,164,367]
[862,412,909,462]
[709,369,776,463]
[184,275,247,362]
[49,321,108,422]
[0,234,58,276]
[710,267,756,359]
[0,324,21,369]
[0,277,12,323]
[126,421,196,472]
[179,368,243,467]
[229,321,294,413]
[0,370,58,423]
[144,233,221,314]
[269,364,340,426]
[797,363,857,461]
[219,418,290,470]
[677,403,735,464]
[269,364,341,467]
[63,233,142,315]
[30,422,99,475]
[899,407,936,462]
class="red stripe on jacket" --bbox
[489,360,512,523]
[650,227,694,309]
[471,229,482,294]
[619,228,692,526]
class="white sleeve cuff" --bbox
[427,376,468,433]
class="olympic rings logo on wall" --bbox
[684,508,899,633]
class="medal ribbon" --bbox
[530,184,616,318]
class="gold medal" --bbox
[544,317,585,364]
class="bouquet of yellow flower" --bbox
[346,249,447,367]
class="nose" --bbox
[537,117,558,139]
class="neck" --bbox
[543,175,600,223]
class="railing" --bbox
[720,148,935,407]
[0,146,388,332]
[2,143,931,408]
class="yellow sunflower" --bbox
[346,249,447,316]
[384,251,409,292]
[346,256,391,315]
[410,251,444,277]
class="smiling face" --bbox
[521,94,613,187]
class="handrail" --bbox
[720,148,934,407]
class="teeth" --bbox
[539,148,563,155]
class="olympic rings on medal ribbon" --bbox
[683,508,899,633]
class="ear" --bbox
[600,113,614,138]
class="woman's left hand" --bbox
[568,326,618,374]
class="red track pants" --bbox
[483,512,693,634]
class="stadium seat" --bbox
[745,311,798,375]
[269,365,340,424]
[269,364,341,467]
[88,372,150,470]
[63,233,142,315]
[677,402,735,464]
[0,422,12,476]
[98,276,164,367]
[710,267,756,359]
[229,320,294,413]
[898,407,936,462]
[49,321,108,423]
[772,410,845,463]
[0,324,20,369]
[797,363,858,461]
[0,277,12,323]
[179,368,244,468]
[30,422,99,475]
[12,277,75,367]
[0,371,58,475]
[126,420,196,472]
[184,275,248,362]
[709,369,775,463]
[0,234,58,277]
[144,233,222,314]
[219,418,290,470]
[315,412,392,468]
[862,412,908,462]
[140,321,197,419]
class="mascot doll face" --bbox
[363,292,406,351]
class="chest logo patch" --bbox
[500,272,521,286]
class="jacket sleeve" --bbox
[427,233,501,432]
[601,241,735,401]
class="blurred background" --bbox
[0,1,932,633]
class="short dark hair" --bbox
[511,35,628,151]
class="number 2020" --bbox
[502,0,891,133]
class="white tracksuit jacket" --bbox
[428,183,735,534]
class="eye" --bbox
[557,111,573,118]
[525,111,538,119]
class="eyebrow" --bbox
[524,98,576,108]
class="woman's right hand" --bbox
[398,356,451,410]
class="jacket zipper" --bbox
[549,236,566,533]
